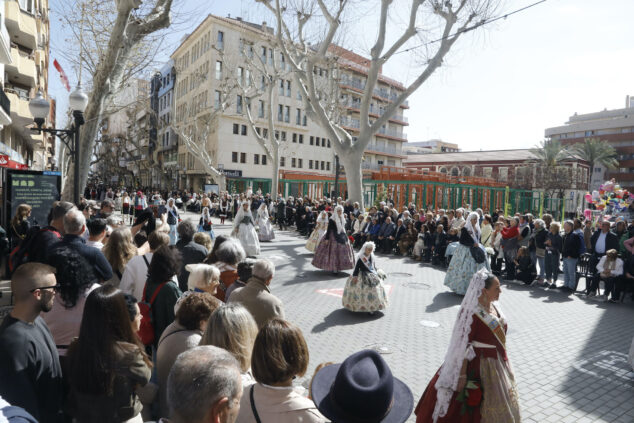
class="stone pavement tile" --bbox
[198,214,634,423]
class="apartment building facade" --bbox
[171,15,336,193]
[332,45,409,173]
[155,60,178,188]
[545,98,634,191]
[1,0,53,170]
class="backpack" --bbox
[138,281,168,346]
[8,226,61,274]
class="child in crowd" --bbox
[514,246,534,284]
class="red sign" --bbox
[0,154,28,170]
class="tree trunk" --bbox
[271,146,279,199]
[339,153,364,209]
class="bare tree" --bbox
[258,0,498,207]
[59,0,175,200]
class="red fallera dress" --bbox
[415,306,521,423]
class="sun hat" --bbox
[311,349,413,423]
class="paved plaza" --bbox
[203,213,634,423]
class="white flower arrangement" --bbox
[377,269,387,280]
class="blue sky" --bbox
[49,0,634,151]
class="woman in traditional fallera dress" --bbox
[198,207,215,240]
[312,205,354,274]
[415,269,521,423]
[306,210,329,252]
[256,202,275,241]
[232,201,260,256]
[342,241,388,314]
[219,195,230,224]
[445,212,490,295]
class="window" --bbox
[303,115,307,126]
[254,155,259,165]
[296,108,301,125]
[280,52,285,68]
[327,162,330,171]
[327,139,331,148]
[233,124,239,134]
[298,159,303,168]
[255,127,261,135]
[232,152,238,163]
[236,95,243,114]
[483,167,492,178]
[262,128,268,139]
[280,157,285,167]
[241,125,247,136]
[237,67,244,86]
[279,79,285,96]
[262,155,267,165]
[310,136,314,145]
[321,161,325,170]
[217,31,224,50]
[240,153,246,163]
[215,61,222,80]
[321,138,326,147]
[275,130,279,140]
[286,80,291,97]
[278,104,283,122]
[260,76,266,90]
[258,100,265,118]
[292,133,297,143]
[284,106,290,123]
[498,167,508,182]
[309,160,313,169]
[281,131,287,141]
[261,46,267,64]
[291,158,296,168]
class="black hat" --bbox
[311,350,413,423]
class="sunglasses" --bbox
[30,285,59,293]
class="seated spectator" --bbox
[102,227,138,287]
[144,245,183,346]
[210,238,246,302]
[354,216,372,249]
[311,349,413,423]
[200,303,259,387]
[86,218,108,249]
[377,217,396,253]
[120,231,170,301]
[432,224,447,265]
[0,263,63,423]
[586,249,623,302]
[48,208,113,282]
[176,220,208,292]
[225,258,256,302]
[236,319,326,423]
[66,285,152,423]
[397,222,417,256]
[514,246,534,284]
[166,346,242,423]
[228,259,284,329]
[157,293,221,419]
[43,248,100,357]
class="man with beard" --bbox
[0,263,63,423]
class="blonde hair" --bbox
[11,204,31,227]
[200,303,258,372]
[550,222,561,234]
[103,228,137,273]
[193,232,212,251]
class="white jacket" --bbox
[596,256,623,277]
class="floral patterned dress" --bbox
[342,254,388,313]
[306,219,328,252]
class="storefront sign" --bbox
[5,170,61,226]
[0,154,28,170]
[223,169,242,178]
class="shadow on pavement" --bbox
[503,282,575,304]
[425,292,463,312]
[311,308,384,333]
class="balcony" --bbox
[0,21,11,65]
[0,90,11,126]
[362,162,382,171]
[4,1,37,50]
[366,143,403,156]
[5,89,31,127]
[340,116,360,129]
[6,46,36,87]
[340,77,366,91]
[377,126,407,141]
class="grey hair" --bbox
[167,346,241,422]
[63,208,86,234]
[533,219,544,228]
[215,238,246,265]
[252,258,275,280]
[186,264,221,290]
[177,220,196,242]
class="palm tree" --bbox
[530,139,571,167]
[529,139,572,201]
[572,137,619,177]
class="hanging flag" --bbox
[53,59,70,92]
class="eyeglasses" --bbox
[30,285,59,293]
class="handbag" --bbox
[470,245,485,264]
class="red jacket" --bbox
[501,226,519,240]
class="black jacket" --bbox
[562,232,581,259]
[459,227,476,247]
[48,235,113,281]
[589,230,619,255]
[176,240,208,292]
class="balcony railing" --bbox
[340,77,366,91]
[0,90,11,116]
[366,144,402,155]
[377,127,407,140]
[362,162,382,170]
[339,116,360,129]
[343,100,408,124]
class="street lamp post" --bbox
[29,87,89,205]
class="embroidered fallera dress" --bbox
[233,206,261,256]
[312,219,354,272]
[256,207,275,241]
[306,215,328,252]
[445,228,490,295]
[415,304,521,423]
[342,254,388,312]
